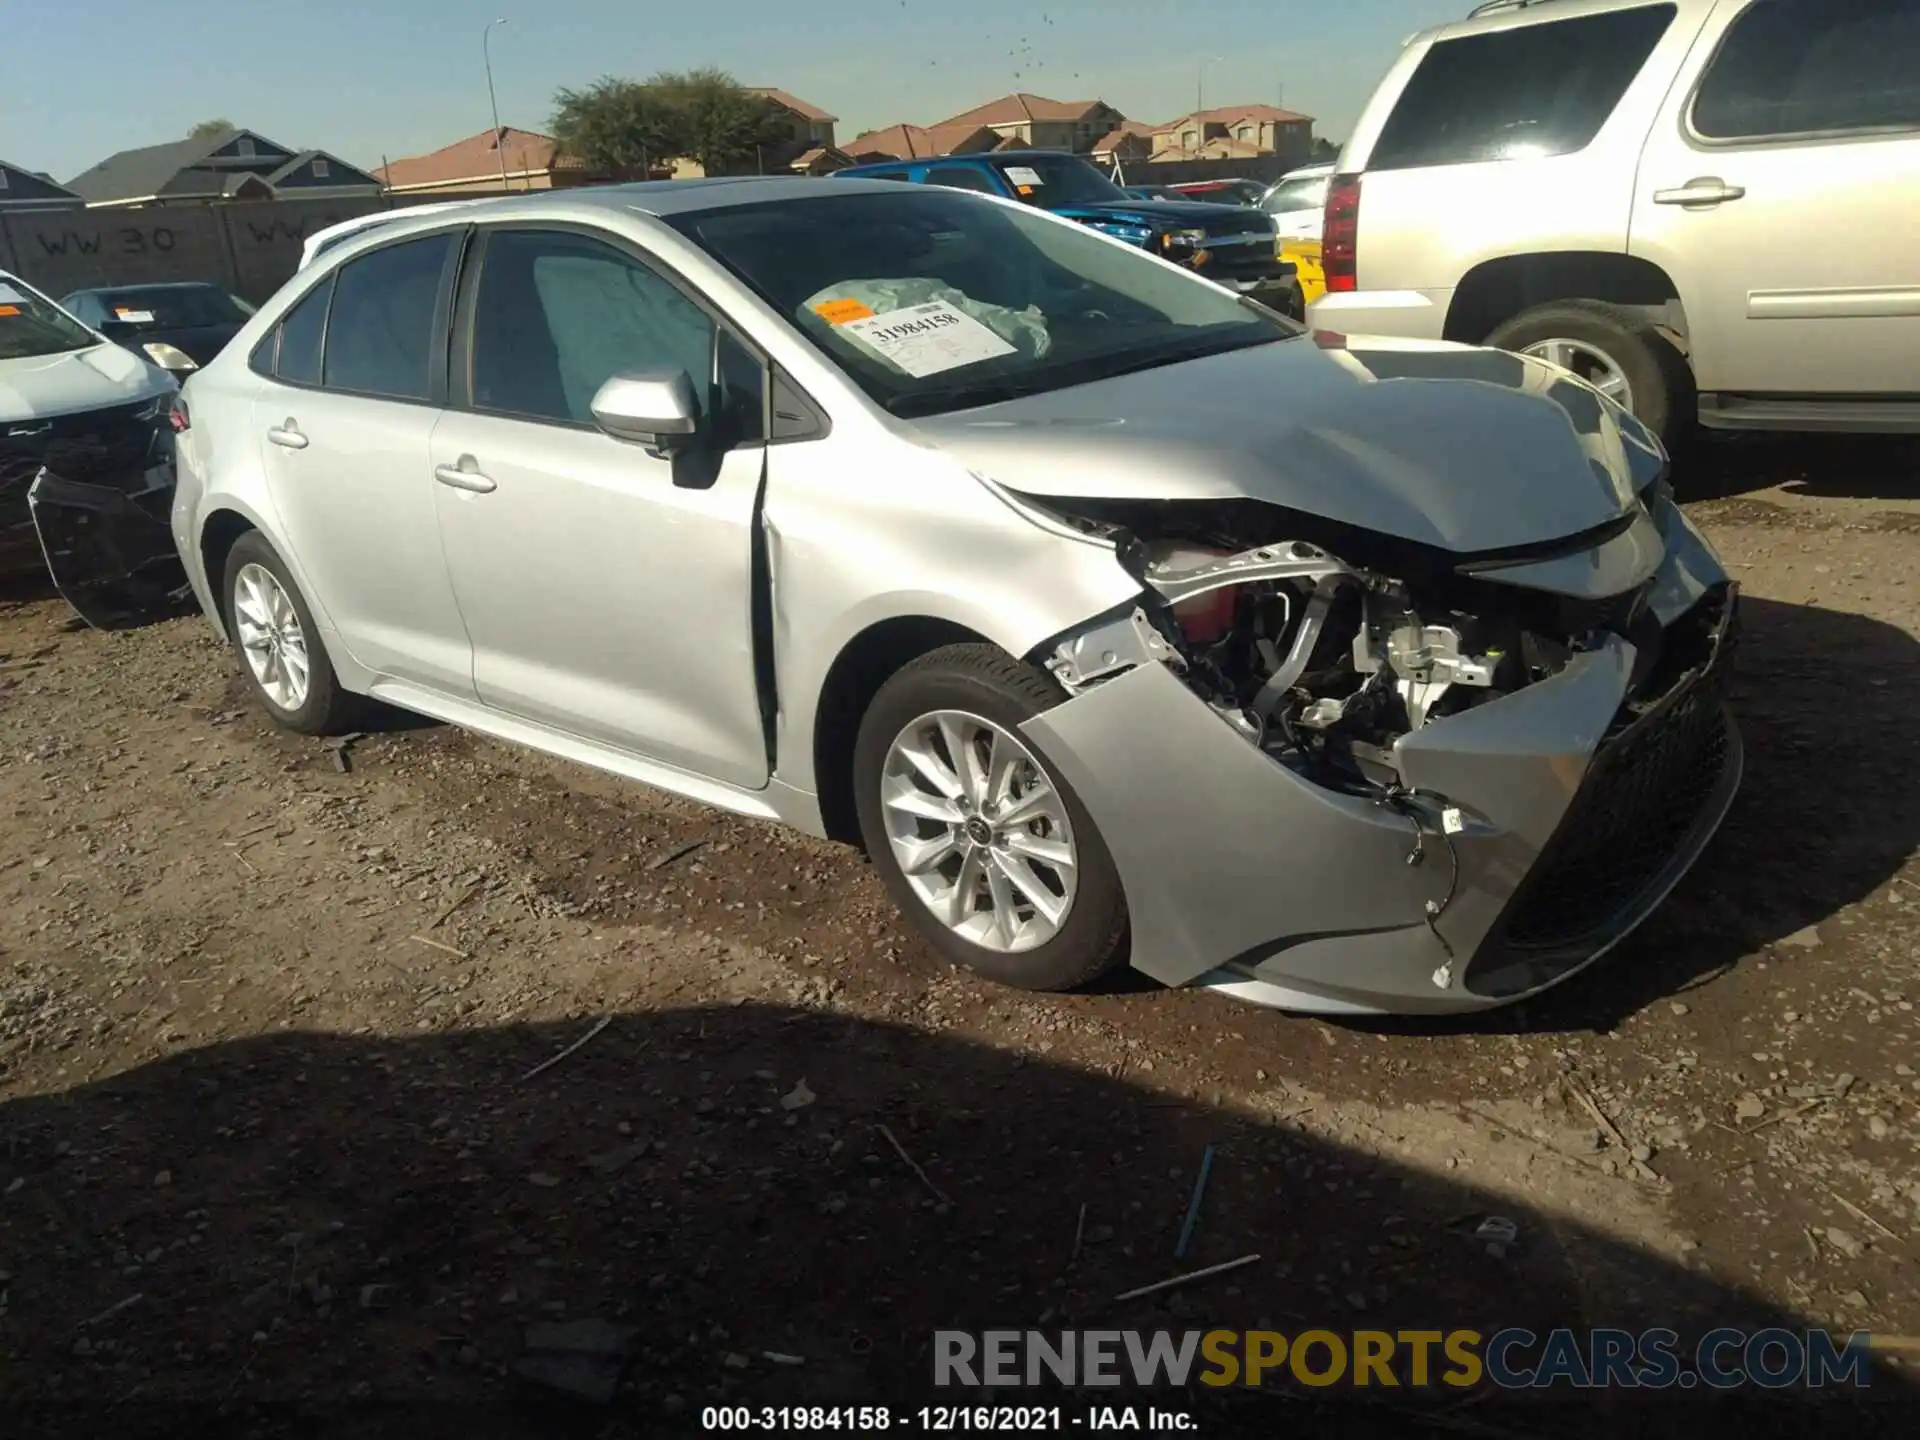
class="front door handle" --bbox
[434,459,497,494]
[1652,177,1746,207]
[266,420,308,450]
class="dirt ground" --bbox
[1,434,1917,1436]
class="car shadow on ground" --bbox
[1678,434,1920,503]
[0,1004,1909,1438]
[1333,593,1919,1039]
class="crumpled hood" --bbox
[911,336,1667,554]
[0,343,174,424]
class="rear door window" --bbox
[1692,0,1920,140]
[320,233,453,402]
[1368,4,1677,170]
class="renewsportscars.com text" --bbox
[934,1327,1879,1390]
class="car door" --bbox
[428,223,770,790]
[1631,0,1920,396]
[251,230,476,695]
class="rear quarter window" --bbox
[1367,3,1677,170]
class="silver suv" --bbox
[1309,0,1920,446]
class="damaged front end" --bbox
[1,396,189,626]
[1020,485,1741,1015]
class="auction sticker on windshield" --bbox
[1003,166,1044,188]
[839,300,1016,378]
[811,297,874,325]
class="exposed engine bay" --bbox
[1037,494,1677,799]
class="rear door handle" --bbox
[266,421,307,450]
[434,459,497,494]
[1653,177,1746,207]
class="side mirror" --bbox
[97,319,141,343]
[590,370,700,455]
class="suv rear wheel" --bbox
[1485,299,1695,450]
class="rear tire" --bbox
[853,644,1129,992]
[222,531,367,736]
[1485,299,1696,453]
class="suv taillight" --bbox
[168,396,190,433]
[1322,174,1361,294]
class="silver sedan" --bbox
[169,177,1740,1015]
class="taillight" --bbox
[1322,174,1361,294]
[169,396,190,433]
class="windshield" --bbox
[1263,174,1330,215]
[993,155,1126,206]
[670,189,1293,419]
[91,286,254,329]
[0,278,99,361]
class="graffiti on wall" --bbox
[30,222,181,259]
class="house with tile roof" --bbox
[842,122,999,164]
[373,128,597,196]
[1089,120,1156,166]
[1149,105,1315,164]
[931,93,1128,154]
[65,128,381,207]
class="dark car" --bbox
[833,151,1294,303]
[1121,184,1184,201]
[59,282,256,379]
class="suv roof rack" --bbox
[1467,0,1577,17]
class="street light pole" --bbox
[1197,55,1223,114]
[484,17,512,192]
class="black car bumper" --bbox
[1,397,187,625]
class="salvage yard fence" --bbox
[0,194,451,306]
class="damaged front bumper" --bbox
[27,464,190,628]
[1022,509,1742,1016]
[3,393,187,626]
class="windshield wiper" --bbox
[883,377,1053,419]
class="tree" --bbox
[550,68,788,178]
[648,68,789,175]
[1310,137,1341,163]
[551,78,676,177]
[188,118,237,140]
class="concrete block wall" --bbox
[0,196,449,305]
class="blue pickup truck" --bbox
[833,150,1297,309]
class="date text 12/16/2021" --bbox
[700,1405,1199,1431]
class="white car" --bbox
[1,269,178,609]
[1309,0,1920,447]
[1259,162,1334,242]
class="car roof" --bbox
[386,176,926,219]
[1421,0,1712,46]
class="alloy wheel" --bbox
[880,709,1079,953]
[232,562,311,712]
[1521,337,1634,410]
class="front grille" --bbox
[1,399,164,501]
[1497,588,1739,953]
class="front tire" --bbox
[1485,299,1696,451]
[222,532,365,736]
[853,644,1129,991]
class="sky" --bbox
[4,0,1471,181]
